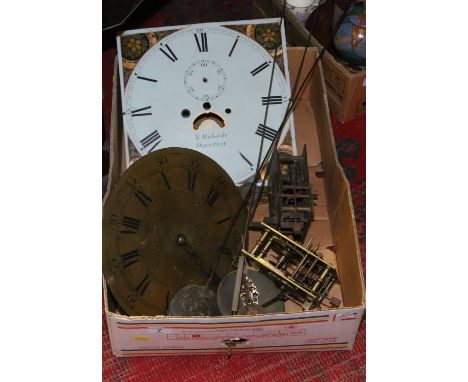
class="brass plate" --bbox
[103,148,246,315]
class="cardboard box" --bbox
[103,47,365,357]
[253,0,366,123]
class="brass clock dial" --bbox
[103,148,246,316]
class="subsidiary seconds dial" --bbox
[184,60,227,101]
[121,24,291,185]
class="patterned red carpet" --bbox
[102,1,365,380]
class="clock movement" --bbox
[103,148,247,316]
[117,20,295,185]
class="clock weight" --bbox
[168,284,220,316]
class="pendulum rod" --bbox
[244,1,354,230]
[232,0,287,314]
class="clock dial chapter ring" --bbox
[122,24,291,185]
[103,148,247,316]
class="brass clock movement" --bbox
[103,148,246,315]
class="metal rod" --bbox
[206,2,353,291]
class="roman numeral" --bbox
[239,151,253,169]
[126,179,152,207]
[256,124,277,142]
[126,294,137,306]
[131,106,152,117]
[136,75,157,83]
[251,61,270,76]
[160,171,171,191]
[140,130,161,153]
[135,189,152,208]
[228,36,239,57]
[160,44,178,62]
[262,96,283,105]
[216,216,231,225]
[194,32,208,52]
[188,170,197,192]
[135,274,150,296]
[120,250,140,268]
[206,186,220,207]
[121,216,140,234]
[158,156,168,167]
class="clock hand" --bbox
[174,234,212,278]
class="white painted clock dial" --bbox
[120,24,293,185]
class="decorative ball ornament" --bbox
[333,2,366,66]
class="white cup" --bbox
[286,0,321,24]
